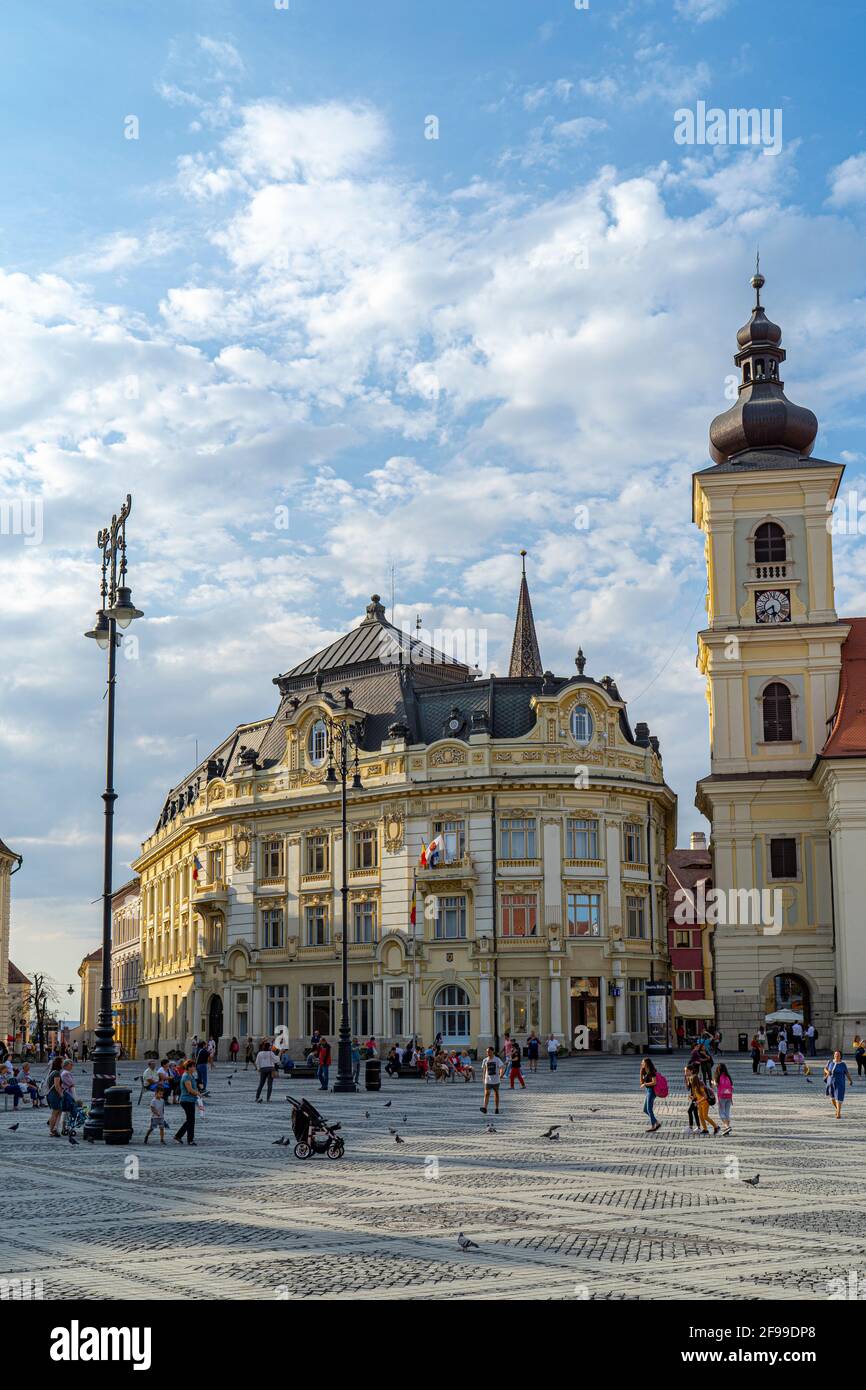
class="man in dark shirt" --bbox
[195,1042,210,1095]
[508,1040,526,1090]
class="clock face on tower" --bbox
[755,589,791,624]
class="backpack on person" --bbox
[654,1072,669,1098]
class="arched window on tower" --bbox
[762,682,793,742]
[754,522,787,564]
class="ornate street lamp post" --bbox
[83,495,143,1140]
[324,688,364,1093]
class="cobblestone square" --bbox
[2,1055,862,1301]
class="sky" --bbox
[3,0,866,993]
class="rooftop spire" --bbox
[708,266,818,464]
[508,549,543,678]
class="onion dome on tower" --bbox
[708,264,818,464]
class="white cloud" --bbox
[674,0,734,21]
[828,153,866,207]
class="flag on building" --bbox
[192,854,202,882]
[410,880,417,928]
[418,834,444,869]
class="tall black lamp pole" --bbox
[83,495,143,1140]
[325,688,363,1093]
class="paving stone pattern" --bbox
[1,1056,861,1300]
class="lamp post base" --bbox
[83,1013,117,1142]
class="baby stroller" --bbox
[62,1098,88,1136]
[286,1096,345,1160]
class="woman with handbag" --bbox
[174,1061,200,1146]
[824,1050,852,1120]
[639,1056,661,1133]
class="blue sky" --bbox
[3,0,866,993]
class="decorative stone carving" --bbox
[233,825,253,871]
[430,746,467,767]
[382,808,405,853]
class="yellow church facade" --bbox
[133,587,676,1058]
[694,269,866,1047]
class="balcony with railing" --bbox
[417,853,477,883]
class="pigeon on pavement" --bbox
[394,1133,405,1144]
[541,1126,560,1138]
[458,1233,479,1251]
[8,1123,19,1131]
[743,1174,760,1187]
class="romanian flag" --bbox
[410,881,417,928]
[192,854,202,882]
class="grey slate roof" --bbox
[695,449,842,475]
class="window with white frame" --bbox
[627,978,647,1034]
[305,833,329,875]
[499,816,537,859]
[626,895,647,939]
[500,977,540,1034]
[267,985,288,1036]
[623,822,643,865]
[675,929,691,948]
[435,895,467,939]
[352,899,377,943]
[208,846,224,882]
[261,907,284,950]
[566,892,601,937]
[500,893,538,937]
[433,984,471,1042]
[262,838,284,878]
[675,971,695,991]
[570,703,594,745]
[305,903,330,946]
[308,719,328,766]
[304,983,335,1037]
[351,982,373,1037]
[566,817,599,860]
[432,818,465,862]
[352,827,378,871]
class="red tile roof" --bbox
[822,618,866,757]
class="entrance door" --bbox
[208,995,223,1044]
[570,978,601,1051]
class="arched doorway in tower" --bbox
[207,994,224,1045]
[764,973,811,1024]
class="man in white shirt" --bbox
[547,1034,560,1072]
[255,1043,277,1103]
[479,1047,504,1115]
[806,1022,816,1057]
[792,1020,803,1047]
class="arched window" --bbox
[762,683,793,742]
[308,719,328,766]
[570,703,593,744]
[755,522,786,564]
[433,985,471,1043]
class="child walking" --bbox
[144,1086,167,1144]
[688,1068,719,1136]
[714,1062,734,1135]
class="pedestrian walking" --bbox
[640,1056,661,1132]
[255,1041,277,1102]
[174,1062,200,1145]
[46,1068,64,1137]
[676,1021,685,1050]
[317,1038,332,1091]
[526,1031,540,1073]
[245,1038,255,1070]
[59,1059,76,1134]
[792,1019,803,1052]
[207,1036,217,1069]
[854,1035,866,1078]
[546,1034,559,1071]
[479,1046,504,1115]
[750,1033,762,1075]
[714,1062,734,1134]
[195,1040,210,1095]
[777,1029,788,1075]
[688,1067,719,1136]
[806,1022,817,1057]
[229,1036,239,1065]
[351,1038,361,1086]
[825,1050,853,1120]
[508,1040,526,1090]
[501,1032,512,1080]
[144,1087,167,1145]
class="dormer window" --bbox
[308,719,328,766]
[570,704,593,745]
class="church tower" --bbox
[509,550,543,678]
[693,269,847,1042]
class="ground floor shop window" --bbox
[304,983,335,1038]
[267,986,288,1036]
[351,982,373,1037]
[500,977,540,1034]
[627,978,646,1034]
[434,984,470,1042]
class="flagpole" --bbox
[412,868,418,1043]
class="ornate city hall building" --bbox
[133,573,676,1056]
[694,270,866,1047]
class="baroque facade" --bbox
[133,583,676,1057]
[694,269,866,1048]
[0,838,22,1047]
[111,878,141,1056]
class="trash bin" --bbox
[738,1032,749,1053]
[103,1084,133,1145]
[365,1059,381,1092]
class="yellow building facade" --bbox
[694,269,866,1047]
[133,587,676,1057]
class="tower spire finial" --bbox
[751,249,764,308]
[508,550,543,678]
